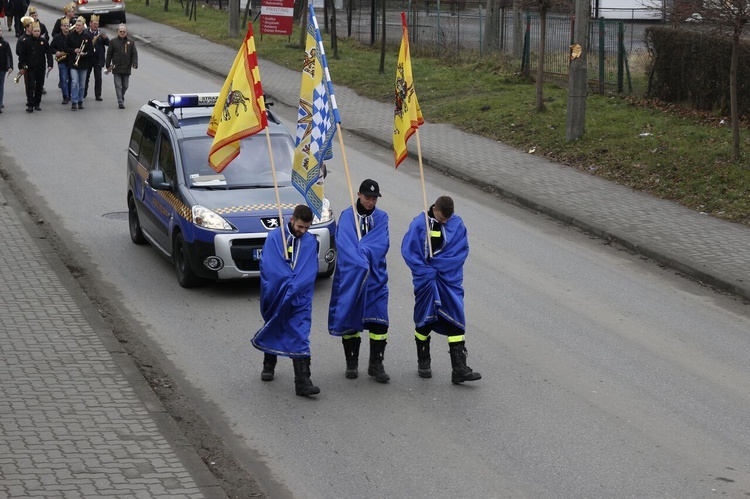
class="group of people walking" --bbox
[253,179,482,397]
[0,3,137,114]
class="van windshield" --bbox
[179,134,295,188]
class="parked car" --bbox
[76,0,126,25]
[126,93,337,287]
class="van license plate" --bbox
[253,248,263,261]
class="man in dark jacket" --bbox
[105,23,137,109]
[27,7,47,41]
[49,18,70,104]
[51,2,76,38]
[8,0,28,37]
[0,24,13,112]
[17,21,52,112]
[65,16,91,110]
[84,14,107,101]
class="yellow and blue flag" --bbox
[393,12,424,168]
[207,23,268,172]
[292,4,340,218]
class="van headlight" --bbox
[192,205,233,231]
[313,198,333,225]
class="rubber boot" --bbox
[449,342,481,384]
[342,336,361,379]
[261,353,277,382]
[367,339,390,383]
[416,336,432,378]
[292,357,320,396]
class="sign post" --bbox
[261,0,295,35]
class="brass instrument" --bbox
[14,67,26,84]
[73,39,86,67]
[55,52,68,62]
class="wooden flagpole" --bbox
[414,129,432,258]
[336,122,361,240]
[265,127,287,259]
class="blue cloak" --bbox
[400,212,468,335]
[251,227,318,357]
[328,207,389,336]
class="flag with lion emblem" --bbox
[207,23,268,172]
[393,12,423,168]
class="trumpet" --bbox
[54,52,68,62]
[73,39,86,67]
[14,67,26,83]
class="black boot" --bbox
[367,339,390,383]
[416,336,432,378]
[261,353,277,382]
[292,357,320,396]
[449,342,481,384]
[342,336,361,379]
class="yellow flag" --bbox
[393,12,424,168]
[207,23,268,172]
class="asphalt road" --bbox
[2,10,750,497]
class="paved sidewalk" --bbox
[0,179,226,498]
[113,12,750,301]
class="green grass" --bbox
[126,1,750,224]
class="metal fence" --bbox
[331,1,656,95]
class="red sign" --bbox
[260,0,295,36]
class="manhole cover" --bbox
[102,212,128,221]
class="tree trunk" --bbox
[379,0,386,73]
[730,31,740,162]
[512,0,523,59]
[566,0,589,141]
[536,7,547,112]
[332,0,339,58]
[347,0,353,37]
[482,0,495,55]
[299,2,308,48]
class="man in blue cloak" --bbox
[252,205,321,396]
[401,196,481,384]
[328,179,390,383]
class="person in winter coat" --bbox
[83,14,107,100]
[65,16,92,110]
[16,21,52,112]
[0,24,14,112]
[105,23,137,109]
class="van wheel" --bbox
[128,196,146,245]
[174,232,203,288]
[321,262,335,278]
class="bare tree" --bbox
[522,0,572,112]
[513,0,524,58]
[701,0,750,161]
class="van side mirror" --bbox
[148,170,172,191]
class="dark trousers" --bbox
[415,316,464,337]
[25,68,44,107]
[85,64,102,98]
[13,15,23,37]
